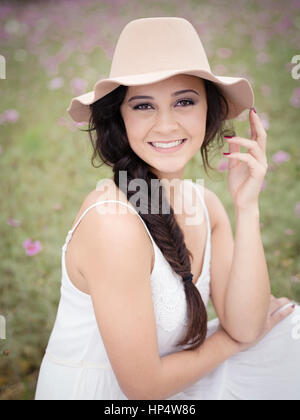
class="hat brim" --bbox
[66,68,254,123]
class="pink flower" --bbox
[217,158,229,172]
[57,116,77,132]
[7,218,21,227]
[272,150,290,164]
[48,77,64,90]
[290,87,300,108]
[295,201,300,218]
[284,228,294,235]
[70,78,88,95]
[261,179,267,190]
[57,117,86,131]
[260,112,269,130]
[0,4,12,20]
[268,163,276,172]
[252,30,269,50]
[217,48,232,59]
[2,109,19,123]
[53,203,62,210]
[256,51,270,64]
[22,238,42,256]
[274,16,292,34]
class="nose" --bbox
[153,108,180,136]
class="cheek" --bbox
[194,111,206,135]
[183,115,206,138]
[126,117,150,143]
[179,106,206,129]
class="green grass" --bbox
[1,0,299,400]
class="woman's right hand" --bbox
[236,294,296,352]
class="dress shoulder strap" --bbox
[62,200,157,253]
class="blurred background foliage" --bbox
[0,0,300,400]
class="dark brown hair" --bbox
[80,78,235,351]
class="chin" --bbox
[149,163,186,178]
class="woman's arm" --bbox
[154,327,239,400]
[210,109,271,344]
[208,189,271,345]
[222,205,271,343]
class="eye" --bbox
[132,99,194,111]
[133,103,153,110]
[177,99,194,107]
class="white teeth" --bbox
[151,139,184,148]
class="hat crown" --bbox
[110,17,211,78]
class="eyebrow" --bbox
[127,89,200,102]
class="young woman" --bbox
[35,17,300,400]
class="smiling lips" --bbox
[148,138,187,153]
[149,139,185,144]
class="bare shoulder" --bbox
[71,178,153,272]
[76,178,146,233]
[72,178,129,228]
[82,178,128,212]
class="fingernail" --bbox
[223,152,231,155]
[224,136,233,139]
[292,304,295,309]
[251,107,257,114]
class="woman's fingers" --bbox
[249,108,257,141]
[276,297,293,306]
[250,108,267,154]
[264,295,295,331]
[224,151,267,178]
[226,136,268,168]
[271,303,295,325]
[270,296,294,317]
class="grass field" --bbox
[1,0,300,400]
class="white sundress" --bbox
[35,181,300,400]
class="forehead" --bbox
[125,74,204,96]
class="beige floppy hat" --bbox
[67,17,254,123]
